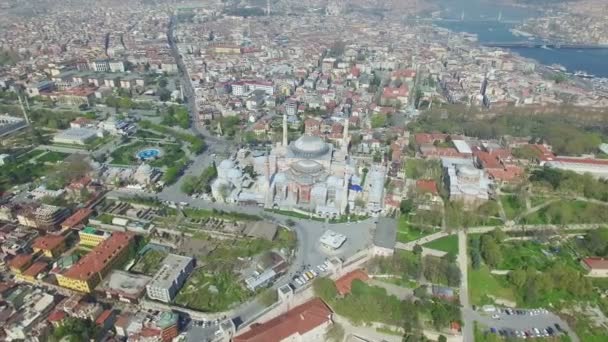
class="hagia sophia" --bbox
[211,114,387,217]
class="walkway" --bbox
[457,230,473,342]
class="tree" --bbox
[509,268,527,288]
[159,77,168,88]
[371,113,387,128]
[438,335,447,342]
[180,175,199,195]
[413,244,423,256]
[51,317,98,342]
[400,199,414,214]
[481,239,502,268]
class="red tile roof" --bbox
[96,309,113,325]
[334,269,369,295]
[233,298,332,342]
[583,257,608,270]
[47,310,66,322]
[8,253,33,270]
[416,179,439,194]
[61,208,93,229]
[32,234,66,251]
[415,133,448,145]
[22,261,48,278]
[62,232,134,281]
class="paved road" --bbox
[458,230,474,342]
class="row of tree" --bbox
[312,278,461,334]
[180,164,218,195]
[470,229,506,269]
[367,250,461,287]
[410,110,606,156]
[531,167,608,202]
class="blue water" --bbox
[434,0,608,77]
[137,148,160,160]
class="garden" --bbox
[396,216,435,243]
[131,249,168,276]
[423,235,458,255]
[500,195,526,221]
[174,270,250,312]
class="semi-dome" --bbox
[288,159,328,185]
[218,159,235,170]
[292,159,324,173]
[290,134,330,157]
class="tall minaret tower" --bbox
[282,112,288,147]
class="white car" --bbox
[491,314,500,319]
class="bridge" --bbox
[483,42,608,49]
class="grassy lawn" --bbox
[423,235,458,254]
[468,265,516,306]
[16,149,45,161]
[530,196,548,208]
[185,207,261,221]
[377,277,418,288]
[174,269,251,312]
[397,216,435,243]
[135,129,165,140]
[191,228,295,271]
[498,241,552,271]
[404,159,441,180]
[37,151,69,164]
[522,200,608,225]
[109,141,149,165]
[500,195,526,220]
[109,140,184,167]
[131,249,168,276]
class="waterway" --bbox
[433,0,608,78]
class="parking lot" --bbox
[471,307,577,340]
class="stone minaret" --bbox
[283,112,288,147]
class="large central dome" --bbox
[290,134,330,157]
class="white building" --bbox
[109,61,125,73]
[442,157,492,207]
[146,254,194,303]
[319,230,347,250]
[53,127,100,145]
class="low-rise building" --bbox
[233,298,333,342]
[56,232,134,293]
[98,270,151,304]
[372,218,397,257]
[582,257,608,277]
[61,208,93,230]
[31,234,67,258]
[146,254,194,303]
[16,204,70,230]
[319,230,347,250]
[53,127,99,145]
[78,226,110,247]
